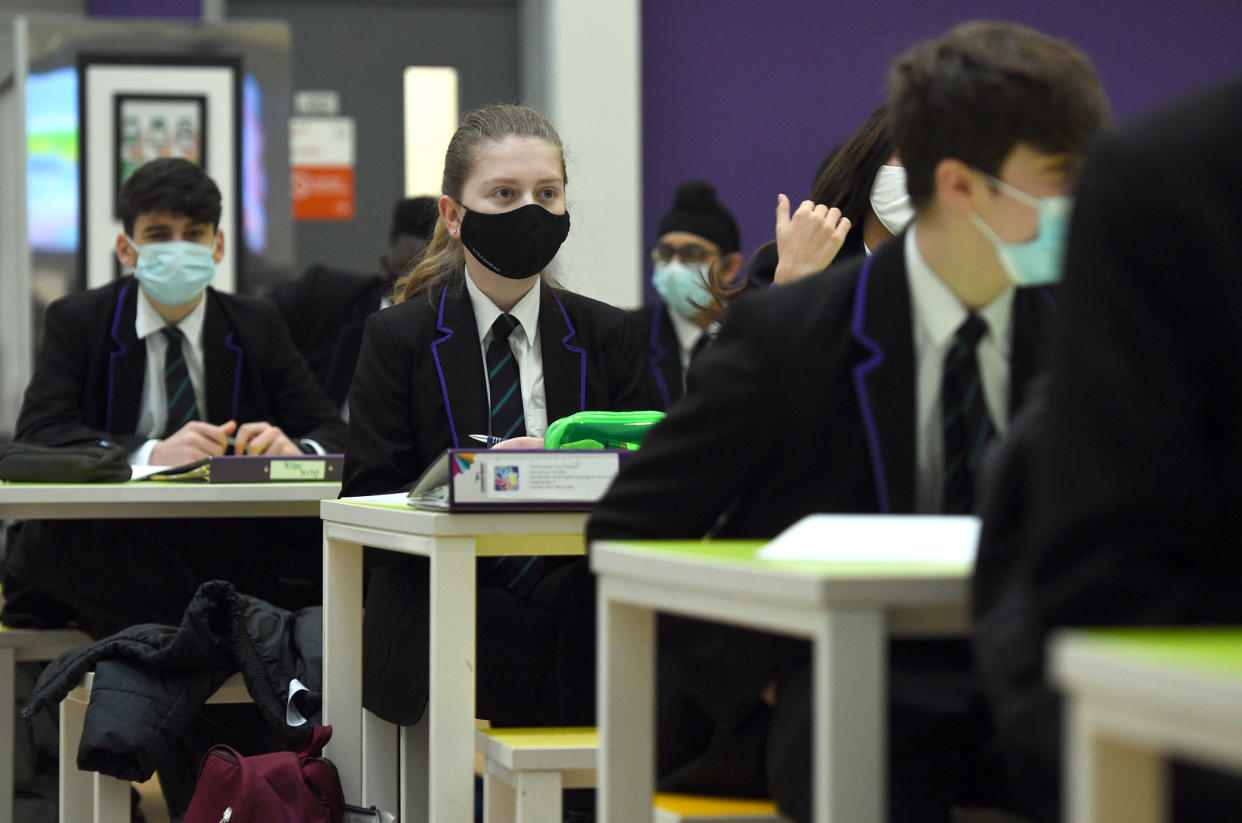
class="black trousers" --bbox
[362,554,596,727]
[4,517,322,638]
[657,621,1007,823]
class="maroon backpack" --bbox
[183,725,344,823]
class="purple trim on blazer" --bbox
[1038,286,1057,310]
[648,300,673,410]
[430,285,461,448]
[224,332,244,420]
[850,256,891,514]
[550,290,588,411]
[105,282,133,432]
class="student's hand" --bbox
[150,420,236,465]
[773,194,852,285]
[232,421,302,456]
[490,436,546,450]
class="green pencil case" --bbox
[544,410,666,450]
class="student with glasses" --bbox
[631,180,745,410]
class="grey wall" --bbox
[230,1,520,280]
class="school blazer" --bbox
[588,234,1056,543]
[630,299,685,411]
[15,277,346,453]
[268,264,387,409]
[341,279,649,497]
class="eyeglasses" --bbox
[651,242,719,265]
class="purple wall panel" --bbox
[641,0,1242,298]
[88,0,200,17]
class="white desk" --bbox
[0,479,340,823]
[320,494,587,823]
[0,479,339,519]
[1053,628,1242,823]
[591,538,970,823]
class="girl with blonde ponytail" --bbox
[344,103,649,730]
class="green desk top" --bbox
[1073,628,1242,679]
[603,539,971,578]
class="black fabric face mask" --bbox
[459,203,571,280]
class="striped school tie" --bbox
[486,313,527,441]
[161,326,199,438]
[941,313,994,515]
[485,313,545,598]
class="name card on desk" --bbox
[757,514,980,566]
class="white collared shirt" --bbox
[464,271,549,437]
[128,288,209,465]
[665,307,717,386]
[905,226,1014,514]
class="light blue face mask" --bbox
[969,173,1073,287]
[652,260,713,319]
[127,238,217,306]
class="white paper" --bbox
[129,464,174,480]
[756,514,980,565]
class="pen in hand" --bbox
[468,434,506,447]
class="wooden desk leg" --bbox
[363,709,399,815]
[1,647,14,823]
[59,689,90,823]
[1066,702,1167,823]
[322,534,364,805]
[417,537,476,823]
[92,772,129,823]
[597,583,655,823]
[813,609,883,823]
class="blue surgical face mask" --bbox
[127,238,217,306]
[652,260,714,320]
[968,173,1073,287]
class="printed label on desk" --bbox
[270,459,327,481]
[452,451,620,503]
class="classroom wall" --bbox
[641,0,1242,298]
[228,1,520,280]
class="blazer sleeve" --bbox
[249,300,348,452]
[587,291,789,542]
[14,297,142,451]
[1025,116,1242,629]
[341,310,424,496]
[611,308,656,411]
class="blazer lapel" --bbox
[202,289,245,424]
[106,281,146,434]
[431,285,489,448]
[540,288,587,422]
[850,243,917,514]
[652,301,685,410]
[1007,286,1058,413]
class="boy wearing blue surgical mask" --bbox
[6,157,343,631]
[633,180,744,410]
[590,21,1109,823]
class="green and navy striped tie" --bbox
[161,326,199,438]
[486,313,527,441]
[941,313,994,515]
[485,313,546,597]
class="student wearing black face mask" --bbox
[342,104,648,728]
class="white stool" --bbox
[59,671,250,823]
[476,727,597,823]
[475,726,788,823]
[0,626,90,823]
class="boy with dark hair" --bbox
[588,20,1109,823]
[269,195,439,414]
[5,157,344,634]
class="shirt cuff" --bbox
[127,439,159,466]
